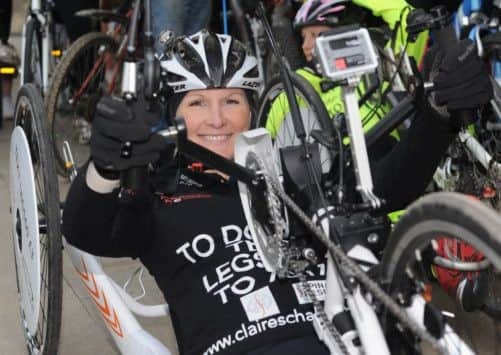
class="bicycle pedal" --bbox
[423,302,445,339]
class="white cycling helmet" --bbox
[161,30,262,94]
[293,0,352,30]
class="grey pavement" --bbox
[0,2,178,354]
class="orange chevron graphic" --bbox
[77,257,124,338]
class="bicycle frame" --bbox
[63,240,173,355]
[315,252,389,354]
[433,19,501,205]
[71,24,129,103]
[21,0,55,94]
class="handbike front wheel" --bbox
[10,84,62,355]
[382,192,501,354]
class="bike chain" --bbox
[263,174,447,354]
[250,153,351,353]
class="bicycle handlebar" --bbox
[430,7,477,127]
[119,117,261,193]
[407,6,478,126]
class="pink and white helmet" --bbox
[293,0,351,30]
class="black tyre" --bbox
[256,72,333,174]
[382,192,501,354]
[46,32,119,175]
[10,84,62,355]
[22,16,43,90]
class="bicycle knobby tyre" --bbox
[46,32,119,175]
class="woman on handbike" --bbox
[62,29,491,354]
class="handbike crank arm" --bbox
[342,84,381,209]
[181,140,259,186]
[157,122,260,187]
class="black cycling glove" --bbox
[426,38,492,126]
[406,0,462,12]
[90,95,167,171]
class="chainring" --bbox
[235,129,290,275]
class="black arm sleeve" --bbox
[372,106,457,213]
[62,165,154,258]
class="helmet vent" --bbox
[165,71,187,82]
[243,66,259,79]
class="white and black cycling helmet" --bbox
[293,0,352,30]
[161,30,262,94]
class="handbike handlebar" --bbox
[120,117,262,192]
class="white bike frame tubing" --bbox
[40,13,51,94]
[323,253,390,355]
[31,0,42,11]
[21,0,51,94]
[313,213,390,355]
[36,13,52,95]
[459,130,501,173]
[248,17,265,93]
[342,82,381,209]
[63,239,173,355]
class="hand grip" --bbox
[432,15,476,126]
[121,166,148,191]
[120,141,148,192]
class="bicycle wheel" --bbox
[10,84,62,355]
[46,32,119,175]
[381,192,501,354]
[256,72,333,175]
[22,16,43,90]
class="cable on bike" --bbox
[222,0,228,34]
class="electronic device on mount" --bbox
[313,25,382,209]
[314,26,378,82]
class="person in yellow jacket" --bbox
[265,0,428,155]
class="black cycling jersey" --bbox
[63,109,457,354]
[64,165,330,354]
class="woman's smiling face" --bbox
[176,88,251,159]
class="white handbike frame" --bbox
[63,240,173,355]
